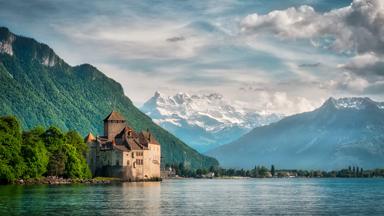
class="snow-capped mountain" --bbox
[207,97,384,169]
[141,91,282,152]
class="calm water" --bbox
[1,178,384,215]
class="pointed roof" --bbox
[115,126,133,139]
[103,111,125,121]
[84,132,96,143]
[140,130,160,145]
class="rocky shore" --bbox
[14,176,121,185]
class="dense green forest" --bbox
[0,116,91,183]
[171,164,384,178]
[0,27,218,169]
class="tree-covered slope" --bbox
[0,27,218,169]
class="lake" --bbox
[1,178,384,215]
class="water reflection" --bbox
[0,179,384,215]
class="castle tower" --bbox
[103,111,126,140]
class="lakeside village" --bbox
[1,111,384,185]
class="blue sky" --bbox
[1,0,383,115]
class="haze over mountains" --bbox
[0,27,218,169]
[208,97,384,170]
[141,91,282,152]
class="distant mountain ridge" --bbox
[207,97,384,170]
[0,26,218,169]
[141,91,282,152]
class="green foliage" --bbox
[46,146,67,177]
[0,116,25,183]
[0,27,218,169]
[0,116,91,183]
[42,126,66,151]
[42,127,91,178]
[271,165,275,177]
[65,131,88,157]
[21,127,49,178]
[63,144,91,179]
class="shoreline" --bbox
[8,176,162,185]
[12,176,121,185]
[6,176,383,185]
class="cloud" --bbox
[242,91,319,115]
[3,0,382,114]
[298,62,321,68]
[240,0,384,100]
[241,0,384,55]
[339,53,384,79]
[335,72,370,93]
[166,36,186,42]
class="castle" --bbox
[85,111,161,181]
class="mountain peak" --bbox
[208,96,384,169]
[321,97,378,110]
[140,91,282,152]
[0,27,62,67]
[0,26,15,56]
[0,27,11,37]
[154,91,162,98]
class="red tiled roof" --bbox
[115,126,133,139]
[103,111,125,121]
[113,144,129,152]
[84,132,96,143]
[127,138,146,150]
[141,130,160,145]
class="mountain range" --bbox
[207,97,384,170]
[141,91,282,152]
[0,27,218,169]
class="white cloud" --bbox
[53,19,214,60]
[241,0,384,55]
[233,90,320,115]
[337,72,370,93]
[338,53,384,80]
[240,0,384,99]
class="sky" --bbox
[0,0,383,115]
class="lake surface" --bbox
[1,178,384,215]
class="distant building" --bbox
[85,111,161,181]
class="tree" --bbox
[43,127,67,176]
[271,165,275,177]
[65,130,88,157]
[0,116,92,181]
[259,166,269,177]
[64,144,91,179]
[42,126,66,151]
[21,127,49,178]
[47,147,67,176]
[0,116,25,183]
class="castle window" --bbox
[135,159,143,165]
[132,152,135,158]
[127,160,130,166]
